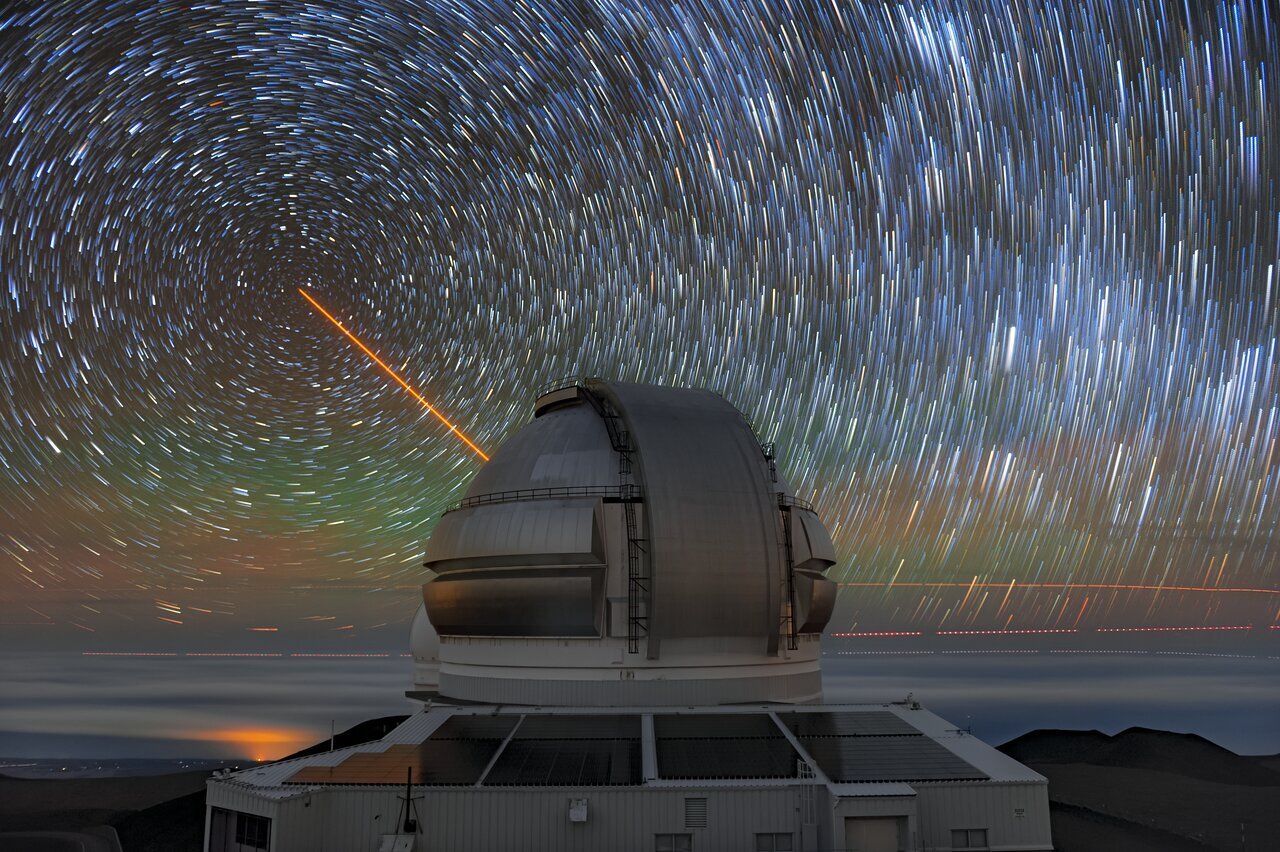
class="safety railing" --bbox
[444,485,637,514]
[777,493,815,512]
[535,376,587,398]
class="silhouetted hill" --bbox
[0,770,211,834]
[110,790,204,852]
[1000,729,1280,851]
[283,715,408,761]
[0,719,406,850]
[96,718,411,851]
[1001,726,1280,787]
[1047,801,1214,852]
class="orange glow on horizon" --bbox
[298,288,489,461]
[194,726,316,761]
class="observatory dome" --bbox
[409,603,440,692]
[418,379,838,705]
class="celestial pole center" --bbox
[0,0,1275,641]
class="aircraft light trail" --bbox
[839,582,1280,596]
[298,288,489,461]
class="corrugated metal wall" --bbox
[208,778,1052,852]
[204,782,281,852]
[256,785,806,852]
[206,782,280,819]
[914,782,1053,851]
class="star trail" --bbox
[1,0,1277,644]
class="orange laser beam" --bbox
[298,289,489,461]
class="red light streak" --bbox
[937,628,1079,635]
[828,625,1275,638]
[839,582,1280,595]
[830,631,924,637]
[1096,625,1253,633]
[80,651,395,658]
[298,288,489,461]
[290,652,391,658]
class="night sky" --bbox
[1,1,1278,757]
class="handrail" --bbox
[535,376,586,398]
[444,485,637,514]
[778,493,815,513]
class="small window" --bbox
[755,832,794,851]
[656,833,693,852]
[951,828,988,849]
[210,807,271,852]
[235,812,271,850]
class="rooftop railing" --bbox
[535,376,588,398]
[444,484,638,515]
[777,493,815,512]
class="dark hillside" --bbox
[282,715,407,761]
[1001,729,1280,851]
[1002,727,1280,786]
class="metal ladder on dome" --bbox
[762,441,799,652]
[580,384,649,654]
[778,495,799,652]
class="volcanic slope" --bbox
[1000,728,1280,851]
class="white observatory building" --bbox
[205,379,1053,852]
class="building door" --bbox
[843,816,901,852]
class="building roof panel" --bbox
[798,736,988,782]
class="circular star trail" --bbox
[0,0,1276,640]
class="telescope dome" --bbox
[418,379,838,706]
[409,602,440,692]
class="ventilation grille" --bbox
[684,797,708,829]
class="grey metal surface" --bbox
[438,667,823,707]
[465,400,615,495]
[512,714,641,739]
[795,736,988,782]
[424,497,604,570]
[596,381,783,653]
[795,571,837,633]
[654,714,799,779]
[431,714,522,740]
[776,711,922,738]
[656,737,800,780]
[791,508,837,571]
[444,485,633,514]
[219,703,1042,792]
[484,715,643,786]
[653,714,783,739]
[483,738,642,786]
[423,567,604,636]
[406,740,504,786]
[417,379,839,697]
[406,716,518,784]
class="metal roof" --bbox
[213,702,1044,799]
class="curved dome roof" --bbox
[463,398,615,496]
[418,379,838,706]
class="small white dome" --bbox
[409,602,440,692]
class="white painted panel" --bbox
[844,816,902,852]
